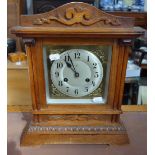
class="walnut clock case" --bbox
[12,2,144,146]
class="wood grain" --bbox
[32,6,122,26]
[21,133,129,146]
[32,1,146,28]
[7,67,31,106]
[19,2,134,28]
[25,44,39,110]
[21,121,129,146]
[108,11,147,29]
[11,2,144,145]
[7,105,147,112]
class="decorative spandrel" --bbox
[43,45,112,105]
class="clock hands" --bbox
[67,54,76,71]
[68,54,80,77]
[65,60,72,68]
[64,60,79,77]
[64,54,79,77]
[65,60,76,73]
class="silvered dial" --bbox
[50,49,103,97]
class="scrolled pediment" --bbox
[11,2,145,38]
[20,2,134,28]
[33,5,121,26]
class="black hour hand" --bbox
[65,60,72,68]
[64,59,79,77]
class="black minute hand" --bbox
[68,54,76,70]
[67,54,79,77]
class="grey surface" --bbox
[7,112,147,155]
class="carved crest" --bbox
[14,2,136,36]
[33,6,121,26]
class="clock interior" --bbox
[43,45,112,105]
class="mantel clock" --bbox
[12,2,144,146]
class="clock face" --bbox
[50,49,103,97]
[43,45,112,104]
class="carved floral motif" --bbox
[33,7,121,26]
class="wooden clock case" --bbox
[12,2,144,146]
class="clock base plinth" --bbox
[20,123,129,146]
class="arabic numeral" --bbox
[94,72,99,78]
[57,62,63,68]
[55,72,59,77]
[87,56,90,62]
[85,87,89,92]
[93,63,97,69]
[74,52,80,59]
[92,81,95,86]
[64,55,69,61]
[66,87,69,92]
[58,81,63,86]
[74,89,79,95]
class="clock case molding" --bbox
[12,2,144,146]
